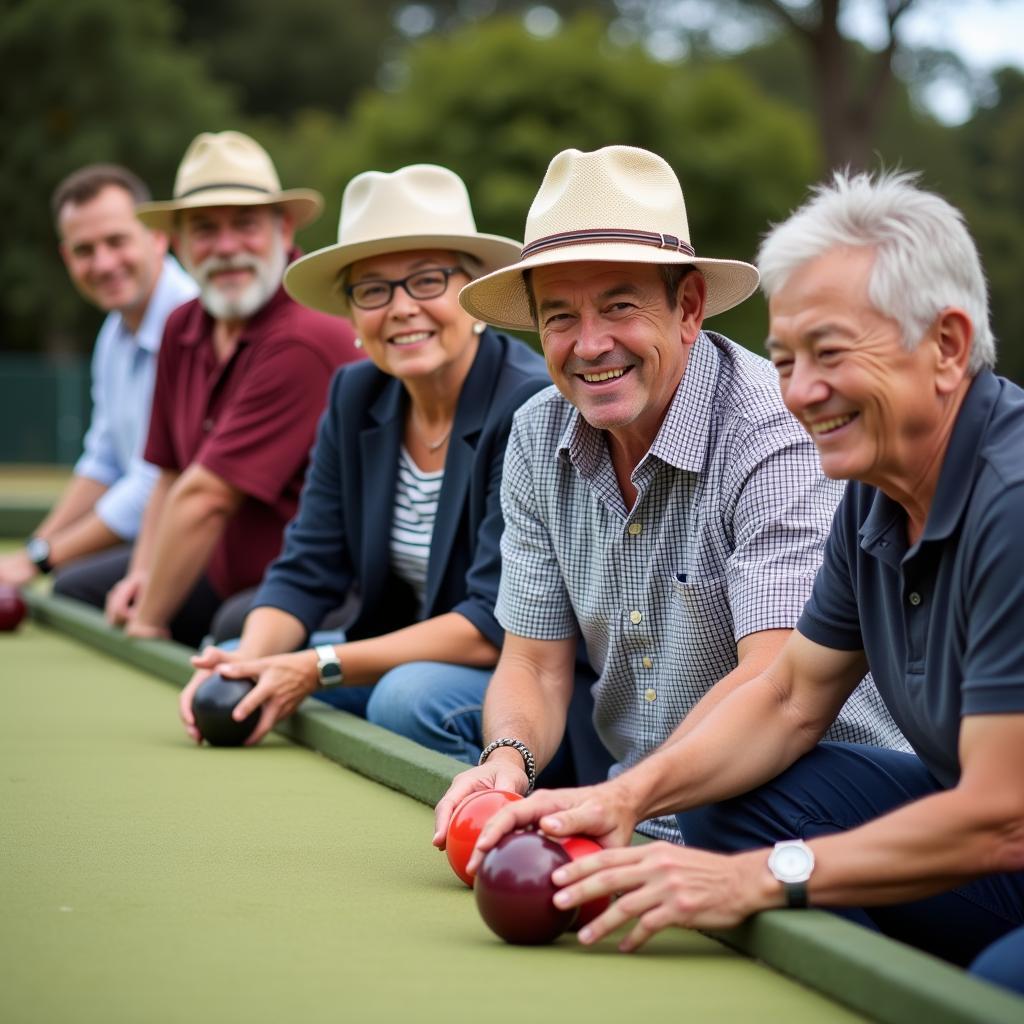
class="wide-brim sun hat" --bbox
[135,131,323,232]
[459,145,760,330]
[283,164,522,316]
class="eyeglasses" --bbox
[344,266,465,310]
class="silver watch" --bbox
[767,839,815,908]
[313,644,343,688]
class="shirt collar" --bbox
[557,330,718,476]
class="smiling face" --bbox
[176,205,292,320]
[531,261,703,454]
[58,184,166,327]
[346,249,479,385]
[767,245,951,491]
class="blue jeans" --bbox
[677,742,1024,994]
[316,659,490,764]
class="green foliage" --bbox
[266,16,819,351]
[0,0,234,352]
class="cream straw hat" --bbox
[283,164,522,316]
[135,131,323,232]
[459,145,760,330]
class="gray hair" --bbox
[757,170,995,374]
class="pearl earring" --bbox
[354,337,362,348]
[472,322,486,336]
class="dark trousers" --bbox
[677,742,1024,994]
[52,545,223,649]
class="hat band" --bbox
[520,228,696,261]
[176,182,274,199]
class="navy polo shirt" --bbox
[798,370,1024,788]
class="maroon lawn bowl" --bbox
[0,585,27,631]
[475,831,578,945]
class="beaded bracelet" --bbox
[478,737,537,793]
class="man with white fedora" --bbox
[57,131,362,647]
[434,145,905,847]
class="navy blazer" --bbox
[253,329,549,647]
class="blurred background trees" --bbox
[4,0,1024,382]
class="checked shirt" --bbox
[496,331,908,839]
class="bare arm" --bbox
[431,633,577,846]
[127,465,242,635]
[34,475,109,538]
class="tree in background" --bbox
[0,0,234,354]
[262,15,818,349]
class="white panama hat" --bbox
[284,164,522,316]
[459,145,760,330]
[135,131,323,232]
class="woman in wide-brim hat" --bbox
[180,163,550,759]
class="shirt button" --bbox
[642,656,653,669]
[203,417,214,432]
[644,688,657,702]
[628,522,643,536]
[908,592,921,606]
[629,610,642,625]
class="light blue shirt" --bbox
[74,256,197,539]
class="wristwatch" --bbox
[25,536,53,574]
[313,644,343,688]
[767,839,815,908]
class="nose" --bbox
[211,225,243,257]
[782,355,830,415]
[573,310,614,361]
[386,281,421,317]
[91,242,119,275]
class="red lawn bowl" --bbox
[559,835,612,929]
[475,831,578,945]
[0,586,27,632]
[445,789,523,887]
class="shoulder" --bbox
[259,296,357,360]
[160,257,199,305]
[486,331,550,409]
[976,376,1024,490]
[703,331,812,458]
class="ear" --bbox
[677,269,706,346]
[149,229,170,261]
[932,307,972,395]
[57,240,72,272]
[278,212,296,250]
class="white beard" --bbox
[184,228,288,320]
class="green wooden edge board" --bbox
[23,590,1023,1024]
[0,504,47,537]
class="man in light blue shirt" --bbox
[0,164,196,587]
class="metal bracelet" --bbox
[478,737,537,793]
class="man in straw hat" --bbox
[59,131,362,647]
[0,164,196,591]
[434,145,906,848]
[454,170,1024,994]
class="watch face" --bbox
[26,537,50,564]
[770,842,814,882]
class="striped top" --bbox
[390,447,444,616]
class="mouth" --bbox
[809,412,858,436]
[388,330,433,347]
[577,366,633,385]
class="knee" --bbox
[970,927,1024,994]
[365,663,431,732]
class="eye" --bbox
[352,281,388,301]
[770,356,793,376]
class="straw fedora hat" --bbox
[283,164,522,316]
[459,146,760,330]
[135,131,323,232]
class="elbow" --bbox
[170,475,241,525]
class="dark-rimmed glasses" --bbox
[344,266,465,310]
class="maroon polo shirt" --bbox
[144,270,361,598]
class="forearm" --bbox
[620,669,829,822]
[481,637,575,774]
[34,476,109,538]
[47,512,122,567]
[235,606,309,659]
[132,487,230,628]
[798,785,1024,908]
[331,612,499,686]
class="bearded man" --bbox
[55,132,362,646]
